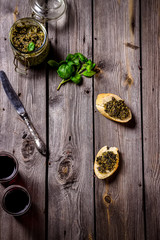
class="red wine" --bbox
[0,156,17,180]
[3,187,30,215]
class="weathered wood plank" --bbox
[94,0,144,239]
[141,0,160,239]
[48,0,94,239]
[0,1,46,239]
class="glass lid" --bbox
[30,0,66,21]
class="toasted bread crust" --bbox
[96,93,132,123]
[94,146,119,179]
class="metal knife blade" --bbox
[0,71,47,156]
[0,71,25,115]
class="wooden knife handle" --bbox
[21,113,47,156]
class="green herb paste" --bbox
[96,151,117,173]
[104,97,129,120]
[11,24,44,53]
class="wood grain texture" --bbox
[0,1,46,239]
[48,0,94,239]
[94,0,144,239]
[141,0,160,239]
[0,0,159,239]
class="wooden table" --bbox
[0,0,159,239]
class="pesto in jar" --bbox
[104,97,129,120]
[11,23,44,53]
[96,151,117,173]
[9,18,49,69]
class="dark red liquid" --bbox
[4,188,30,214]
[0,156,16,180]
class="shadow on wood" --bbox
[14,202,45,240]
[47,42,65,64]
[122,112,136,129]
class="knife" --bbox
[0,71,47,156]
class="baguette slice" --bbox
[94,146,119,179]
[96,93,132,123]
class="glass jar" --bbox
[9,17,49,74]
[0,151,19,184]
[2,185,31,216]
[9,0,66,74]
[30,0,66,22]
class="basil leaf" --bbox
[82,70,96,77]
[92,63,96,69]
[66,54,75,62]
[59,60,66,65]
[48,60,59,68]
[70,73,82,84]
[86,65,92,72]
[76,63,81,71]
[75,53,88,63]
[67,61,75,66]
[85,61,96,72]
[27,42,35,52]
[73,57,79,65]
[87,59,92,65]
[57,64,75,79]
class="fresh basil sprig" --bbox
[48,53,96,90]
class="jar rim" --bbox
[0,151,19,183]
[2,185,31,216]
[9,17,47,55]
